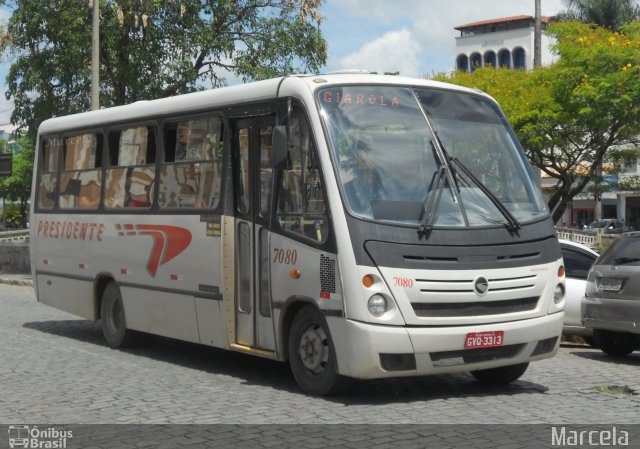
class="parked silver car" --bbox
[560,240,599,341]
[582,233,640,356]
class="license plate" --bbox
[598,277,623,292]
[464,331,504,349]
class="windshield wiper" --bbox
[614,257,640,265]
[418,164,448,234]
[449,156,521,231]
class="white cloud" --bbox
[335,29,422,76]
[324,0,567,74]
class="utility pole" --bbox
[534,0,542,68]
[91,0,100,110]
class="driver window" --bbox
[276,106,328,243]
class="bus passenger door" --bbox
[231,116,276,353]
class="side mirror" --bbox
[272,125,290,169]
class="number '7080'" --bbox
[272,248,298,265]
[393,277,414,288]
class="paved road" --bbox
[2,283,640,447]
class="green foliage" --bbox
[0,136,34,227]
[558,0,640,30]
[1,0,328,143]
[618,175,640,192]
[0,202,23,228]
[436,21,640,222]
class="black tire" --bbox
[470,363,529,385]
[288,305,347,396]
[593,330,640,357]
[583,336,598,348]
[100,282,153,348]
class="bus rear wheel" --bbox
[100,281,150,348]
[470,362,529,385]
[288,305,346,396]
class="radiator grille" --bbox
[412,296,539,318]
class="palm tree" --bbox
[558,0,640,30]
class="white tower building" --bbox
[454,15,557,72]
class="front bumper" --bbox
[329,312,563,379]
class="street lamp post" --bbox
[91,0,99,110]
[534,0,542,69]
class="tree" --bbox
[0,0,327,143]
[558,0,640,30]
[437,21,640,223]
[0,137,33,227]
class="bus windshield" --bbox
[317,85,548,227]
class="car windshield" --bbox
[317,85,548,227]
[597,236,640,266]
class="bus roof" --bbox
[37,74,488,135]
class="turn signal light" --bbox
[362,274,374,288]
[558,265,565,278]
[289,269,301,279]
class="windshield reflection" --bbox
[317,85,547,227]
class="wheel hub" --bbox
[298,324,329,374]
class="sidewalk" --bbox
[0,274,33,286]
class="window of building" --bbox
[513,47,526,69]
[498,49,511,68]
[456,54,469,72]
[484,50,497,68]
[470,53,482,72]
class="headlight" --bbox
[367,294,388,317]
[553,284,565,304]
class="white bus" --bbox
[30,74,565,395]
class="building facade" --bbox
[455,15,557,72]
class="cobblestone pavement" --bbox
[2,284,640,447]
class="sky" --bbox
[320,0,566,76]
[0,0,567,125]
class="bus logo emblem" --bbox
[116,224,192,277]
[474,276,489,296]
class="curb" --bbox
[0,277,33,287]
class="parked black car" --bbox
[586,219,626,234]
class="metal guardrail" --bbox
[0,229,29,243]
[556,228,639,252]
[557,229,597,247]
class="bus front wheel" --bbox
[470,362,529,385]
[288,305,346,396]
[100,281,140,348]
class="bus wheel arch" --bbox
[284,301,347,395]
[93,274,115,321]
[280,298,312,362]
[98,279,156,348]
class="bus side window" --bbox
[276,108,328,243]
[37,136,63,210]
[59,133,103,210]
[105,126,156,209]
[158,116,224,209]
